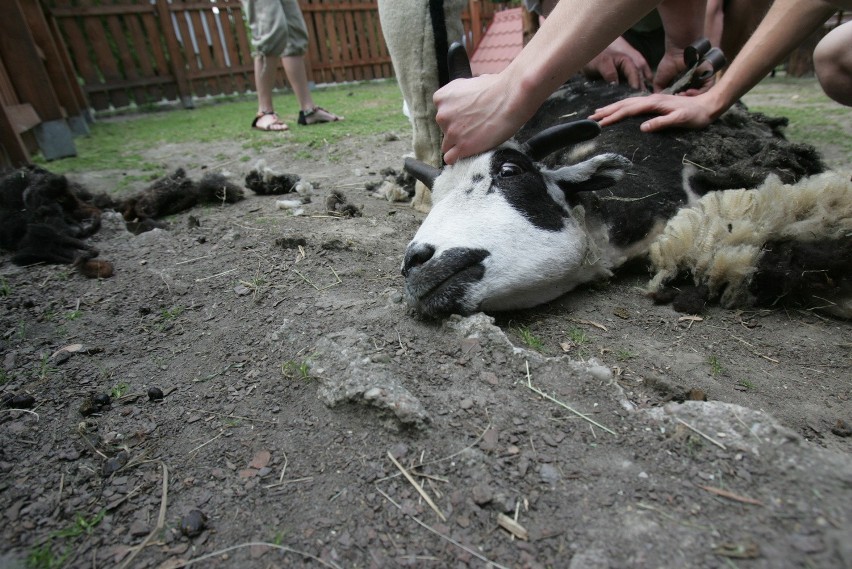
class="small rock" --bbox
[249,450,271,469]
[831,419,852,437]
[472,484,493,506]
[459,398,474,410]
[180,510,207,537]
[102,452,129,477]
[129,520,149,537]
[5,394,35,409]
[147,387,164,402]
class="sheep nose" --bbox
[402,243,436,277]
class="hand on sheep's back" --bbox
[590,90,722,133]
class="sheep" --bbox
[401,45,851,318]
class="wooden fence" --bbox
[43,0,508,112]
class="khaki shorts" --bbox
[242,0,309,57]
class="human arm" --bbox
[652,0,707,91]
[590,0,840,132]
[435,0,662,164]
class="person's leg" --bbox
[279,0,342,123]
[814,21,852,106]
[280,55,314,110]
[251,56,288,130]
[245,0,289,130]
[719,0,772,60]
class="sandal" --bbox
[252,111,289,132]
[298,106,344,126]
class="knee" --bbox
[813,23,852,106]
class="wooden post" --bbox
[0,0,75,160]
[469,0,483,51]
[22,0,90,136]
[156,0,194,108]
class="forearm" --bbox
[703,0,838,119]
[506,0,661,122]
[657,0,706,50]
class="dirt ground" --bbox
[1,78,851,569]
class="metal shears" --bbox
[663,38,727,94]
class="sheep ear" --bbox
[404,157,441,189]
[524,120,601,161]
[547,153,631,194]
[447,42,473,81]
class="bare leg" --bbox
[281,55,314,111]
[814,22,852,106]
[252,56,288,130]
[281,55,344,123]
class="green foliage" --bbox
[0,277,10,296]
[281,359,312,381]
[26,510,105,569]
[65,309,82,321]
[110,382,129,398]
[567,327,589,346]
[34,81,409,187]
[615,349,635,361]
[708,355,724,376]
[36,355,58,381]
[517,326,544,351]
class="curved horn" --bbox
[404,157,441,189]
[523,120,601,161]
[447,42,473,81]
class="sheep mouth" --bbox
[403,247,490,317]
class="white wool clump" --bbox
[370,180,410,203]
[295,181,313,197]
[648,171,852,309]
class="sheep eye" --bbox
[499,162,523,177]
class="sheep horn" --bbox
[447,42,473,81]
[404,157,441,189]
[524,120,601,161]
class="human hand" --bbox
[652,49,687,92]
[581,36,653,91]
[434,73,528,164]
[589,92,720,132]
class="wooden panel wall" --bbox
[44,0,505,112]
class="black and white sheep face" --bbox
[402,145,629,316]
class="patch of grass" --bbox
[737,379,755,391]
[26,543,69,569]
[281,359,312,381]
[615,349,635,361]
[36,355,58,381]
[0,370,8,385]
[26,510,105,569]
[35,80,409,183]
[743,76,852,169]
[55,510,106,539]
[161,306,184,320]
[567,327,589,346]
[708,355,724,376]
[517,326,545,351]
[65,309,82,321]
[0,277,10,296]
[110,382,129,398]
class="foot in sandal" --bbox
[251,111,289,132]
[297,106,344,125]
